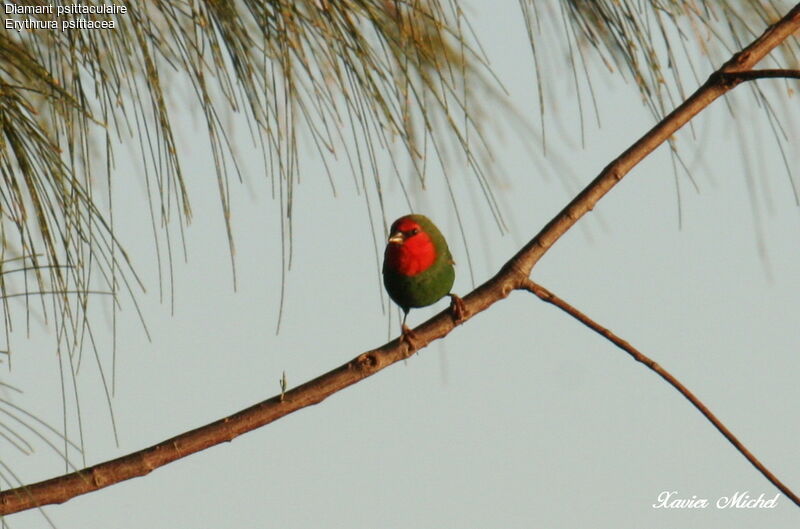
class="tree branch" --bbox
[2,3,800,518]
[503,5,800,279]
[520,279,800,507]
[718,69,800,82]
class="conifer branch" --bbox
[2,2,800,517]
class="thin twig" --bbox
[2,3,800,517]
[520,278,800,507]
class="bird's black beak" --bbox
[387,231,404,244]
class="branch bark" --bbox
[719,68,800,82]
[2,3,800,517]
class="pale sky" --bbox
[4,2,800,528]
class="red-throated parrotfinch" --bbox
[383,214,466,344]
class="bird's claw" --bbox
[448,294,467,325]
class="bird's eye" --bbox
[409,228,419,236]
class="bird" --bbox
[382,214,466,345]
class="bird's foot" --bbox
[448,294,467,325]
[400,324,421,351]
